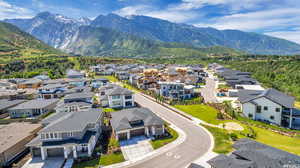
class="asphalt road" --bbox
[201,77,218,103]
[126,93,212,168]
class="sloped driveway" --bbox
[22,157,65,168]
[120,136,153,161]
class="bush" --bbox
[229,133,238,141]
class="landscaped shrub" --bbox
[229,133,238,141]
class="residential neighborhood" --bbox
[0,64,299,168]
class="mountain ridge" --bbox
[4,12,300,56]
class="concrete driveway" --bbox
[120,136,153,161]
[201,77,218,103]
[22,157,65,168]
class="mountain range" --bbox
[4,12,300,56]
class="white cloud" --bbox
[194,8,300,31]
[114,5,199,23]
[0,0,34,19]
[168,0,271,11]
[265,30,300,44]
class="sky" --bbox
[1,0,300,44]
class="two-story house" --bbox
[63,92,94,104]
[66,69,85,79]
[91,78,109,89]
[38,84,67,99]
[110,108,165,141]
[8,99,59,118]
[157,81,195,100]
[27,109,104,160]
[238,88,300,129]
[98,84,134,108]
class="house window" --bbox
[270,116,275,120]
[248,114,253,118]
[112,95,121,99]
[50,133,54,139]
[125,95,132,99]
[46,133,49,139]
[264,106,268,111]
[41,134,45,139]
[276,108,281,112]
[256,106,262,113]
[54,133,58,138]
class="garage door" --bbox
[47,148,64,157]
[118,132,128,141]
[32,147,41,157]
[130,128,145,137]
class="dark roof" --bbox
[107,86,133,96]
[188,163,205,168]
[27,130,96,147]
[0,99,27,111]
[239,88,295,108]
[111,108,164,131]
[208,138,300,168]
[9,99,59,110]
[64,92,94,100]
[238,90,264,103]
[41,109,103,133]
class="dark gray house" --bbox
[0,99,27,118]
[8,99,59,118]
[27,109,104,160]
[110,108,165,141]
[208,138,300,168]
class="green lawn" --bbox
[102,108,117,113]
[295,101,300,109]
[174,104,225,125]
[253,126,300,155]
[150,127,179,149]
[72,152,125,168]
[218,84,231,89]
[96,75,119,83]
[202,125,233,154]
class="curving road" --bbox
[126,93,213,168]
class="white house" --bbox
[98,84,134,108]
[238,88,300,129]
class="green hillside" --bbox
[0,21,65,63]
[64,26,243,58]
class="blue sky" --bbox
[1,0,300,44]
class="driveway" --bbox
[125,93,213,168]
[201,77,218,103]
[120,136,153,161]
[22,157,65,168]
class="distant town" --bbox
[0,62,299,168]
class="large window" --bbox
[256,106,262,113]
[112,95,121,99]
[264,106,268,111]
[276,108,281,112]
[125,95,132,99]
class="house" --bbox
[27,109,104,160]
[67,78,88,87]
[129,74,142,87]
[238,88,300,129]
[110,108,165,141]
[66,69,85,79]
[38,84,67,99]
[115,71,130,80]
[17,78,42,89]
[98,85,134,108]
[157,81,195,100]
[33,75,50,81]
[63,92,94,104]
[55,102,92,113]
[0,99,27,119]
[8,99,59,118]
[91,78,109,89]
[0,123,42,167]
[208,138,300,168]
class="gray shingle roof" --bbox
[110,108,164,132]
[9,99,59,110]
[0,99,27,111]
[41,109,103,133]
[239,88,295,108]
[64,92,94,100]
[208,138,300,168]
